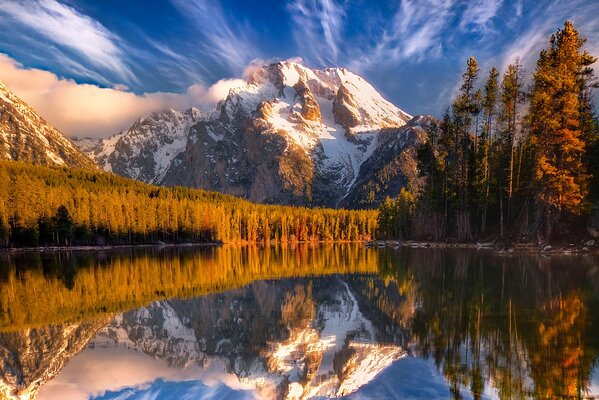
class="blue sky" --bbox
[0,0,598,137]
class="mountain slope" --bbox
[77,61,429,207]
[340,116,435,208]
[74,108,204,184]
[0,80,96,169]
[0,319,107,400]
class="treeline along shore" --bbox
[0,161,377,248]
[378,21,599,245]
[3,21,598,249]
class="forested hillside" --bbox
[0,245,377,331]
[379,21,599,243]
[0,161,377,247]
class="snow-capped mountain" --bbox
[0,80,96,169]
[0,319,108,400]
[74,108,204,184]
[87,277,406,399]
[77,61,430,207]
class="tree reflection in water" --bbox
[370,249,599,399]
[0,246,597,399]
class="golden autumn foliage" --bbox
[529,21,596,237]
[0,161,378,247]
[0,244,379,331]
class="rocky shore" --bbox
[365,239,599,254]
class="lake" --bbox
[0,245,598,399]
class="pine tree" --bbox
[497,61,524,237]
[579,37,599,201]
[477,67,499,232]
[453,56,479,240]
[529,21,593,239]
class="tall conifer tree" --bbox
[529,21,594,239]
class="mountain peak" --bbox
[0,79,96,169]
[76,62,427,208]
[77,103,204,183]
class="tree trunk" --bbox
[545,209,552,242]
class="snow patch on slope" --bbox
[79,108,204,182]
[0,79,94,167]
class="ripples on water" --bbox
[0,245,598,399]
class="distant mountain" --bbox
[77,61,433,207]
[0,80,96,169]
[74,108,204,184]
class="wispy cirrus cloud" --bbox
[390,0,455,60]
[289,0,505,71]
[169,0,260,75]
[492,1,599,79]
[459,0,503,31]
[288,0,345,65]
[0,0,135,83]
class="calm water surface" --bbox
[0,245,598,399]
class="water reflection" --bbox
[0,245,597,399]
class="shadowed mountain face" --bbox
[0,246,598,399]
[0,319,108,400]
[76,61,432,208]
[0,80,96,169]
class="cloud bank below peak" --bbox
[0,54,246,138]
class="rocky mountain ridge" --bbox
[77,108,204,184]
[0,80,96,169]
[77,61,433,208]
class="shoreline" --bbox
[365,240,599,255]
[0,240,364,253]
[0,242,224,254]
[3,240,598,255]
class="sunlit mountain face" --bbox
[0,245,598,399]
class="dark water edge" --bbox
[0,241,223,253]
[0,245,598,399]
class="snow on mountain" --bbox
[75,61,426,207]
[0,79,96,169]
[0,319,107,400]
[75,108,204,184]
[211,61,413,200]
[264,280,405,399]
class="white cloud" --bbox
[169,0,259,74]
[288,0,506,73]
[460,0,503,31]
[347,0,456,71]
[394,0,453,58]
[38,346,257,400]
[0,0,134,83]
[0,53,246,139]
[288,0,345,65]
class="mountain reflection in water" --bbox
[0,245,598,399]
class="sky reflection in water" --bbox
[0,245,597,399]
